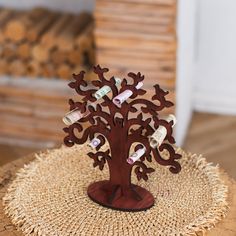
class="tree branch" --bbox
[151,84,174,110]
[152,143,182,174]
[63,122,110,147]
[134,162,155,181]
[93,65,119,98]
[119,72,146,99]
[68,71,97,102]
[88,149,111,170]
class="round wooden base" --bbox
[87,180,154,212]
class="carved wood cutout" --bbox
[63,65,182,211]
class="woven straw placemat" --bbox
[3,144,228,236]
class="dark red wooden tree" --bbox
[63,65,182,211]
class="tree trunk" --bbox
[87,124,154,211]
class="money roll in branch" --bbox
[88,137,101,149]
[127,147,146,165]
[62,108,89,125]
[62,77,121,125]
[112,82,143,107]
[149,114,177,148]
[94,77,121,99]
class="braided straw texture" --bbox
[3,144,228,236]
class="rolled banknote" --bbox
[94,77,121,100]
[63,99,101,126]
[113,82,143,108]
[88,137,101,149]
[149,114,177,148]
[63,109,86,125]
[127,147,146,165]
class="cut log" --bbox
[56,12,92,51]
[26,11,59,42]
[26,60,41,77]
[41,63,56,78]
[68,49,82,65]
[2,42,17,60]
[17,42,31,60]
[75,23,95,66]
[57,63,72,80]
[4,8,48,42]
[75,23,94,49]
[50,48,68,65]
[0,8,13,43]
[32,44,50,63]
[0,59,9,75]
[9,59,26,76]
[40,13,72,49]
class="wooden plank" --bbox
[0,100,66,120]
[95,19,175,35]
[94,11,175,26]
[95,36,176,53]
[95,28,176,42]
[0,123,62,142]
[98,0,176,6]
[95,1,176,18]
[0,90,68,111]
[0,113,64,134]
[0,77,73,104]
[96,48,176,61]
[96,54,176,71]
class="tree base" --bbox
[87,180,154,212]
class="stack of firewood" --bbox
[0,7,95,80]
[0,7,95,147]
[94,0,177,110]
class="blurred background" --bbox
[0,0,235,178]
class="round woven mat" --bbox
[3,144,228,236]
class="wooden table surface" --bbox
[0,155,235,236]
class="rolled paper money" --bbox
[63,99,101,126]
[94,77,121,100]
[127,147,146,165]
[149,114,177,148]
[113,82,143,108]
[63,109,85,125]
[88,137,101,149]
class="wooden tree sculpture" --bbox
[63,65,182,212]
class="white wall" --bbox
[175,0,197,145]
[194,0,236,115]
[0,0,95,13]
